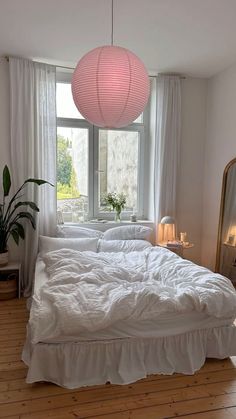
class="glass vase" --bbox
[114,210,121,222]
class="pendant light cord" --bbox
[111,0,114,46]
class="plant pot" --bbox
[0,274,17,300]
[0,251,8,266]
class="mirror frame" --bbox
[215,157,236,272]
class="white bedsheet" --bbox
[30,247,236,344]
[22,325,236,387]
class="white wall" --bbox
[202,62,236,270]
[177,78,207,264]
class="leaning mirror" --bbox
[216,158,236,284]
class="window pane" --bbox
[56,83,84,119]
[57,127,88,222]
[99,130,139,212]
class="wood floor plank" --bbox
[0,303,27,310]
[90,411,236,419]
[0,346,23,357]
[0,325,26,334]
[0,303,27,311]
[17,392,236,419]
[0,313,28,320]
[0,308,28,314]
[0,339,25,350]
[0,368,235,398]
[78,407,236,419]
[0,298,26,306]
[0,369,27,382]
[1,368,236,404]
[0,378,52,393]
[72,394,236,419]
[2,416,20,419]
[1,379,236,417]
[0,307,28,317]
[0,333,26,342]
[0,353,25,363]
[176,406,236,418]
[0,318,28,327]
[0,360,26,373]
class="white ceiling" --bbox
[1,0,236,78]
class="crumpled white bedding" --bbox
[29,246,236,344]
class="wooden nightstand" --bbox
[158,242,194,258]
[0,262,22,299]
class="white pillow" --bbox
[98,239,152,253]
[103,225,152,241]
[39,236,98,255]
[56,225,104,239]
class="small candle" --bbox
[180,232,187,242]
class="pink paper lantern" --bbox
[72,45,150,128]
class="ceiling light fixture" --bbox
[71,0,150,128]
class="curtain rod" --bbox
[3,56,186,79]
[3,55,74,71]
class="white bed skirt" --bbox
[22,325,236,389]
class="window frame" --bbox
[56,77,150,221]
[93,123,145,220]
[57,117,95,220]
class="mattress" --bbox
[32,256,234,343]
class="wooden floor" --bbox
[1,300,236,419]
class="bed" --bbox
[22,228,236,389]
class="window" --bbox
[98,129,140,211]
[56,79,149,223]
[56,83,84,119]
[57,126,89,223]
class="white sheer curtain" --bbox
[9,57,57,295]
[153,75,181,241]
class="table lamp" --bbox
[160,216,176,242]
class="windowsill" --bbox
[63,220,154,226]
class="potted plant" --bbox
[103,192,126,222]
[0,164,52,266]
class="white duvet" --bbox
[30,247,236,343]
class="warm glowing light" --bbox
[72,45,150,128]
[158,216,176,243]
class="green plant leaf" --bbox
[24,179,54,187]
[0,227,7,252]
[3,175,53,226]
[3,165,11,197]
[11,230,19,245]
[0,168,52,250]
[11,222,25,239]
[14,201,40,212]
[4,200,39,227]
